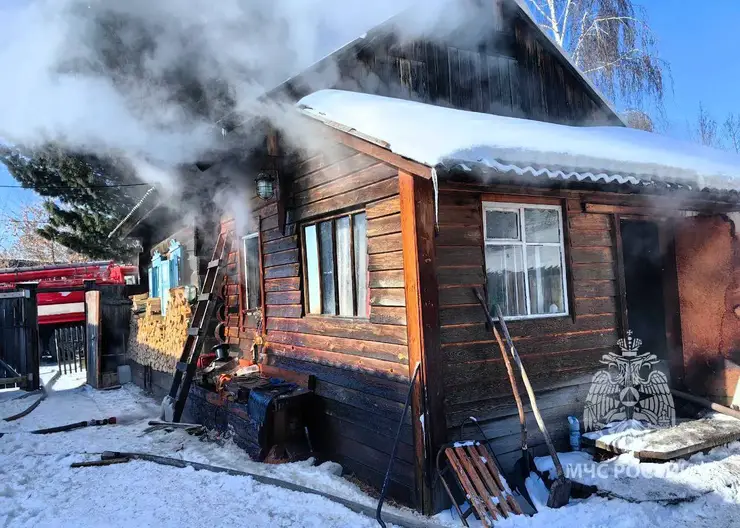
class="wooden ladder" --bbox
[166,230,232,423]
[443,442,523,526]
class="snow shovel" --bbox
[492,303,572,509]
[473,288,537,511]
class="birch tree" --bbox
[0,203,86,264]
[525,0,668,109]
[724,114,740,154]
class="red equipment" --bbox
[0,261,138,325]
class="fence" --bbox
[55,324,86,374]
[0,287,40,391]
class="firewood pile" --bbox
[127,287,192,372]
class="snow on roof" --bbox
[298,90,740,192]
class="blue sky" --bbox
[643,0,740,136]
[1,1,738,219]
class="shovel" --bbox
[492,303,572,509]
[474,288,537,511]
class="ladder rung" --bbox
[198,293,214,302]
[207,259,221,269]
[176,362,189,373]
[187,327,201,337]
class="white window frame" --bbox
[482,201,569,320]
[242,233,260,311]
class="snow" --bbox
[298,90,740,192]
[8,377,740,527]
[0,378,422,528]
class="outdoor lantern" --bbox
[256,171,276,200]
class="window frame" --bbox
[301,209,369,320]
[482,201,569,321]
[242,232,261,312]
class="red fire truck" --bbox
[0,261,138,326]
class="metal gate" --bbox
[0,288,40,391]
[55,324,86,374]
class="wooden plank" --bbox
[399,170,444,514]
[265,291,301,305]
[263,236,298,255]
[438,205,481,225]
[370,306,407,326]
[436,267,486,286]
[444,348,609,390]
[264,263,300,279]
[370,288,406,307]
[572,262,616,281]
[263,248,299,268]
[368,232,403,255]
[267,316,408,345]
[262,225,297,243]
[268,330,407,364]
[268,341,408,380]
[436,246,483,267]
[322,398,414,447]
[569,229,612,247]
[293,164,396,208]
[574,280,616,298]
[366,196,401,220]
[446,382,592,426]
[368,251,404,271]
[265,305,303,318]
[294,178,399,223]
[438,286,478,306]
[442,328,617,362]
[265,354,411,408]
[612,214,629,337]
[436,225,482,246]
[293,144,356,177]
[440,313,617,344]
[264,277,301,292]
[367,213,402,238]
[369,270,405,288]
[575,296,617,315]
[568,213,610,231]
[292,153,378,194]
[571,246,612,264]
[323,413,415,464]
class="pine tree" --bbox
[0,144,146,262]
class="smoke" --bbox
[0,1,416,166]
[0,0,484,233]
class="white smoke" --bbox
[0,0,432,169]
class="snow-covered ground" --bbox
[0,377,418,528]
[3,377,740,527]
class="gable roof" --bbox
[262,0,624,126]
[298,90,740,194]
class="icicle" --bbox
[431,167,439,235]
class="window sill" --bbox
[303,314,371,323]
[499,312,570,322]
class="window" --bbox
[483,202,568,319]
[242,233,261,311]
[303,212,368,317]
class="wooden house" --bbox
[118,0,740,514]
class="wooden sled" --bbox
[436,441,523,527]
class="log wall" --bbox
[255,144,417,504]
[436,187,620,470]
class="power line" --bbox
[0,183,152,189]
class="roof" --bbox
[260,0,622,126]
[298,90,740,193]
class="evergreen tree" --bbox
[0,144,146,262]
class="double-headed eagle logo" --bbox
[584,331,675,432]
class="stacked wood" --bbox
[145,297,162,316]
[130,293,149,314]
[128,287,192,372]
